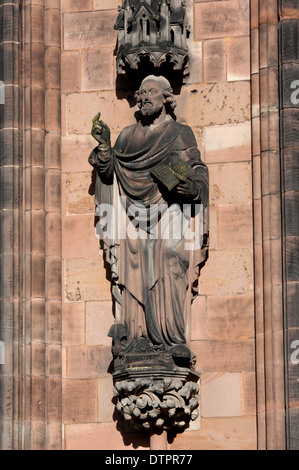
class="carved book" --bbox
[150,153,196,192]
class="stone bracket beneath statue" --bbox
[113,367,200,431]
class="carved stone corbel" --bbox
[113,369,200,431]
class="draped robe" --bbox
[89,115,209,354]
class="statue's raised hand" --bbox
[91,113,111,151]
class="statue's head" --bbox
[135,75,177,117]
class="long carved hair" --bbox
[135,75,177,111]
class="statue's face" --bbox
[139,80,166,116]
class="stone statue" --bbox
[89,75,209,430]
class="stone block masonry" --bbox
[0,0,295,451]
[0,0,263,450]
[60,0,256,451]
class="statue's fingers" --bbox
[92,123,104,133]
[177,186,188,193]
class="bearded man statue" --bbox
[89,75,209,372]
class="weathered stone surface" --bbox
[45,8,61,47]
[47,377,62,421]
[93,0,119,10]
[259,0,279,24]
[46,422,62,451]
[98,377,115,422]
[280,108,299,147]
[176,82,251,127]
[242,372,257,416]
[86,301,114,345]
[65,422,150,450]
[0,3,20,44]
[47,344,62,377]
[47,300,62,344]
[46,212,62,256]
[66,345,112,378]
[192,339,255,372]
[280,19,299,63]
[207,293,255,340]
[46,257,62,300]
[63,172,95,215]
[62,215,99,259]
[81,48,114,92]
[288,409,299,450]
[194,1,250,40]
[204,122,251,163]
[209,162,252,207]
[62,379,98,424]
[61,135,95,172]
[62,302,85,346]
[61,51,81,93]
[227,36,250,82]
[170,416,257,450]
[280,0,299,20]
[0,128,21,167]
[259,24,278,71]
[218,206,253,249]
[186,42,203,85]
[207,206,218,250]
[64,257,111,302]
[285,282,299,328]
[66,91,135,135]
[191,295,207,341]
[45,132,61,170]
[64,11,117,50]
[201,373,241,417]
[45,46,61,89]
[203,39,226,83]
[61,0,92,13]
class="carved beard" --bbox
[140,102,163,117]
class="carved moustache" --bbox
[140,101,163,116]
[141,99,153,108]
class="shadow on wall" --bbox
[115,57,185,109]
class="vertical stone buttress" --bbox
[0,0,23,451]
[0,0,62,450]
[278,0,299,451]
[251,0,299,450]
[251,0,286,450]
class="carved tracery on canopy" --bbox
[114,0,190,75]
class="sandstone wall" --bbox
[60,0,257,450]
